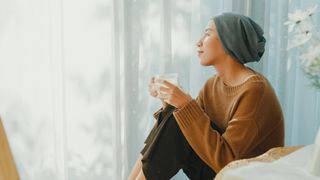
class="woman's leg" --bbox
[141,114,216,180]
[128,153,143,180]
[141,115,192,180]
[182,147,216,180]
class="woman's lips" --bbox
[197,51,204,56]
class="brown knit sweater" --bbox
[155,72,284,173]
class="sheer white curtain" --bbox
[0,0,113,179]
[0,0,320,180]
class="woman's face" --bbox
[196,20,227,66]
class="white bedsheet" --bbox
[222,145,320,180]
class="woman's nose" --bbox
[196,38,203,47]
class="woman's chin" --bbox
[199,59,211,66]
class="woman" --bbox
[129,12,284,180]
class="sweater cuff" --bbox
[173,100,205,128]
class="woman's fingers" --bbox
[148,77,158,97]
[149,77,155,84]
[155,79,176,89]
[157,92,171,100]
[158,86,171,94]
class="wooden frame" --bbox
[0,118,19,180]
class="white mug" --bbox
[154,73,179,96]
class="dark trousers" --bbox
[140,106,216,180]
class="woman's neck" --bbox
[214,57,255,86]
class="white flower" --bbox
[299,42,320,79]
[304,57,320,77]
[299,20,313,33]
[284,5,317,33]
[306,5,318,17]
[300,44,320,66]
[286,5,320,90]
[300,44,320,60]
[285,9,308,32]
[287,31,312,49]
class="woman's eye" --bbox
[205,33,210,36]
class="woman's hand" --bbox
[148,77,168,108]
[155,79,193,109]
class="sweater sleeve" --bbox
[195,88,205,110]
[173,84,264,172]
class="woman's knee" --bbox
[141,159,176,180]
